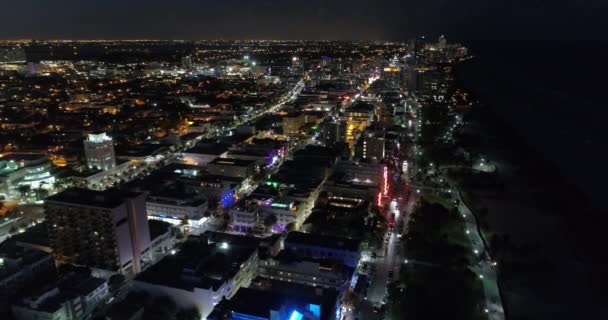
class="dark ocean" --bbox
[456,40,608,208]
[453,40,608,318]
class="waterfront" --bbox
[454,42,607,319]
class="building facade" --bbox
[84,132,116,171]
[45,188,151,275]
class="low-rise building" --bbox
[259,250,354,290]
[206,157,257,179]
[208,282,339,320]
[0,153,56,199]
[229,199,261,234]
[262,198,306,232]
[179,144,229,166]
[146,189,209,232]
[133,234,259,319]
[0,243,55,316]
[284,232,361,268]
[11,272,108,320]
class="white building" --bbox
[229,200,260,233]
[11,275,108,320]
[0,153,56,199]
[259,253,354,289]
[133,235,259,318]
[262,198,306,232]
[84,132,116,170]
[146,192,209,233]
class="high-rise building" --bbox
[383,66,402,89]
[282,112,306,136]
[410,36,426,64]
[437,35,447,50]
[319,120,346,146]
[181,55,193,70]
[84,132,115,171]
[45,188,151,275]
[343,103,374,146]
[354,128,385,162]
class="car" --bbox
[372,305,382,313]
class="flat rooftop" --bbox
[184,143,230,155]
[208,157,256,167]
[285,231,360,252]
[136,234,257,291]
[0,152,47,162]
[46,188,141,208]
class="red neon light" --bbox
[383,166,388,196]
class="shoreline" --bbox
[452,60,606,319]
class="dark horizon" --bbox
[2,0,607,43]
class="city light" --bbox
[288,310,303,320]
[383,166,389,196]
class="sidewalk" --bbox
[452,183,505,320]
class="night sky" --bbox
[1,0,606,42]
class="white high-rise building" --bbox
[84,132,115,170]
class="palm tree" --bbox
[17,185,31,199]
[53,179,66,191]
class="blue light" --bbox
[220,191,235,208]
[232,312,266,320]
[288,310,303,320]
[308,304,321,317]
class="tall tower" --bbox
[45,188,151,275]
[437,35,447,50]
[181,55,193,70]
[84,132,116,170]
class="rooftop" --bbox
[46,188,142,208]
[285,232,360,252]
[135,234,257,291]
[214,281,338,320]
[183,143,230,156]
[208,157,256,167]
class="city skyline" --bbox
[0,2,606,319]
